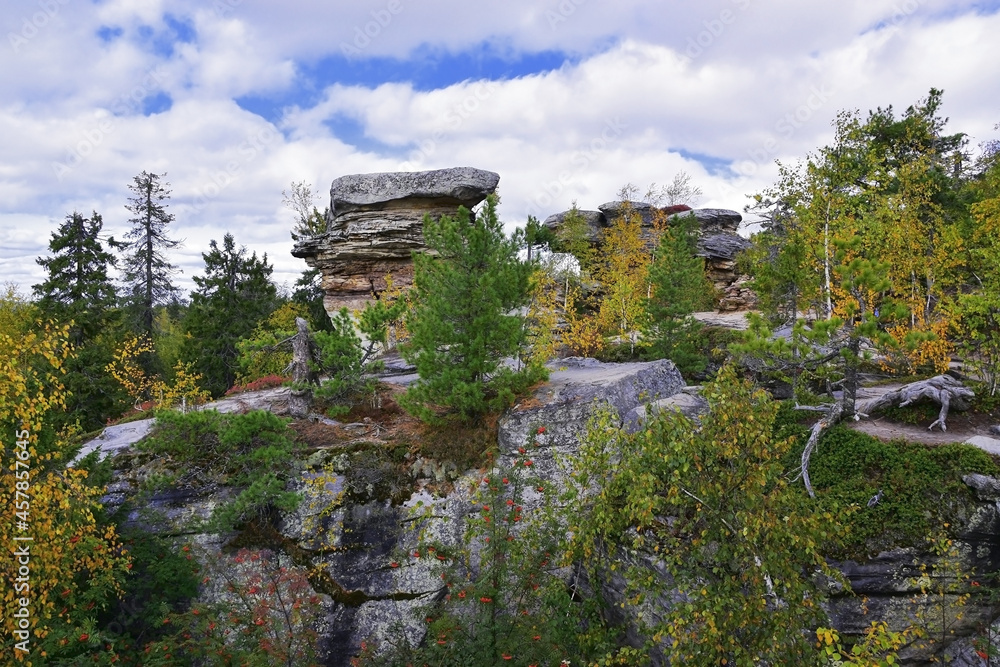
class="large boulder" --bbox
[292,167,500,314]
[498,357,686,479]
[543,202,751,306]
[667,208,742,235]
[597,200,659,227]
[542,209,607,244]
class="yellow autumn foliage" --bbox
[1,317,130,663]
[106,334,161,408]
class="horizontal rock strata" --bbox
[292,167,500,315]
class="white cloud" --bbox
[1,0,999,297]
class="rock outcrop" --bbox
[543,202,753,307]
[82,358,1000,664]
[541,209,607,244]
[87,358,687,666]
[292,167,500,315]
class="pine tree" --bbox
[181,233,278,396]
[645,211,713,376]
[121,171,182,347]
[33,211,125,429]
[400,195,545,421]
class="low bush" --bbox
[775,410,1000,558]
[138,409,301,529]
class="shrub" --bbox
[138,409,301,529]
[780,421,999,558]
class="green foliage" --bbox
[311,307,377,412]
[523,214,558,264]
[401,195,547,422]
[284,180,327,242]
[182,233,279,397]
[551,202,597,274]
[357,291,409,353]
[292,268,334,333]
[370,435,627,666]
[152,302,187,384]
[644,211,713,376]
[235,302,311,383]
[32,210,128,430]
[101,529,202,639]
[138,409,300,529]
[817,623,913,666]
[568,365,840,666]
[779,422,999,558]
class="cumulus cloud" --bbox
[1,0,998,294]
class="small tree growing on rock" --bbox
[400,195,547,422]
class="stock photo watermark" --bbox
[546,0,589,30]
[10,427,33,655]
[682,0,752,63]
[191,125,280,211]
[735,83,835,178]
[400,81,499,169]
[213,0,243,19]
[716,82,836,201]
[52,67,169,182]
[340,0,406,57]
[525,116,628,218]
[8,0,69,53]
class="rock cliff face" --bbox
[90,361,1000,665]
[292,167,500,315]
[543,202,754,309]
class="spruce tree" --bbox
[644,211,713,376]
[401,195,545,421]
[33,211,125,429]
[121,171,182,346]
[181,233,278,396]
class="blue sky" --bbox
[1,0,999,295]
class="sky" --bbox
[2,0,999,296]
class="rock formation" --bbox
[292,167,500,315]
[543,202,753,309]
[85,358,1000,665]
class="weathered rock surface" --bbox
[544,202,752,304]
[88,358,687,665]
[292,167,499,315]
[698,233,753,298]
[498,357,686,478]
[597,200,659,227]
[72,418,156,464]
[84,360,1000,665]
[825,473,1000,664]
[624,386,708,431]
[666,207,742,235]
[542,209,607,243]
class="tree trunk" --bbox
[288,317,317,418]
[857,375,974,432]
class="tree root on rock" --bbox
[858,374,974,432]
[794,375,973,498]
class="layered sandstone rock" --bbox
[292,167,500,314]
[543,202,752,306]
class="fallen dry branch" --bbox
[798,400,843,499]
[858,374,974,432]
[795,375,974,499]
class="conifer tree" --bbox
[644,212,713,375]
[182,233,278,396]
[400,195,545,421]
[121,171,182,348]
[33,211,125,428]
